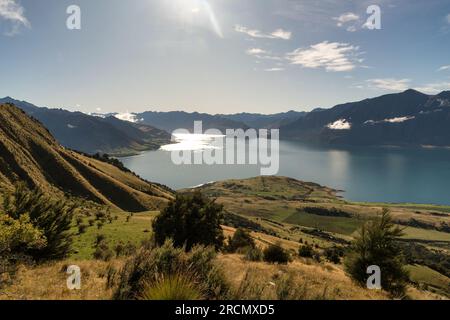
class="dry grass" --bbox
[217,254,389,300]
[0,260,122,300]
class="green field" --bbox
[406,264,450,296]
[283,211,365,235]
[70,211,157,260]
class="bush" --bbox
[152,192,224,251]
[140,274,203,300]
[324,246,344,264]
[227,228,255,253]
[344,210,409,297]
[114,240,229,300]
[298,244,315,258]
[78,224,88,234]
[114,241,137,257]
[244,246,263,262]
[2,184,76,261]
[263,243,290,264]
[93,242,114,261]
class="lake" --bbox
[120,135,450,205]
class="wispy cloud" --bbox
[367,78,411,91]
[438,65,450,71]
[264,68,284,72]
[234,25,292,40]
[414,82,450,94]
[366,78,450,94]
[246,48,267,55]
[0,0,30,35]
[446,13,450,24]
[245,47,282,61]
[333,12,359,27]
[286,41,362,72]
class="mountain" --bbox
[280,89,450,147]
[219,111,306,129]
[0,97,171,156]
[0,103,173,211]
[135,111,249,133]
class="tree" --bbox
[152,192,224,251]
[2,184,77,261]
[344,210,409,297]
[227,228,255,253]
[263,243,290,264]
[298,244,314,258]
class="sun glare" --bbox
[170,0,223,38]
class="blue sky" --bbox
[0,0,449,114]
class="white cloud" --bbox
[383,116,415,123]
[438,65,450,71]
[234,25,292,40]
[366,78,411,91]
[270,29,292,40]
[245,48,282,61]
[114,112,141,123]
[246,48,267,55]
[413,82,450,94]
[264,68,284,72]
[446,13,450,24]
[333,12,359,27]
[286,41,361,72]
[327,119,351,130]
[0,0,30,34]
[365,116,415,125]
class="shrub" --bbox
[263,243,290,264]
[244,246,263,262]
[114,240,229,300]
[114,241,137,257]
[227,228,255,253]
[140,274,202,300]
[152,192,224,251]
[78,224,88,234]
[324,246,344,264]
[2,184,76,261]
[344,210,409,297]
[88,219,95,226]
[75,216,83,226]
[93,242,114,261]
[298,244,315,258]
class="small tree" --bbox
[2,184,76,261]
[227,228,255,253]
[152,192,224,251]
[298,244,314,258]
[344,210,409,297]
[263,243,290,264]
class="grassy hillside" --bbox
[0,97,171,156]
[182,176,450,297]
[0,103,173,212]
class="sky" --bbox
[0,0,450,114]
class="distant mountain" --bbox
[135,111,249,133]
[280,89,450,147]
[0,97,170,156]
[219,111,306,129]
[0,103,173,211]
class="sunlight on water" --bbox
[160,133,225,151]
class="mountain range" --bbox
[281,89,450,147]
[0,103,173,211]
[0,97,171,156]
[2,89,450,153]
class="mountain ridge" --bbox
[0,103,173,212]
